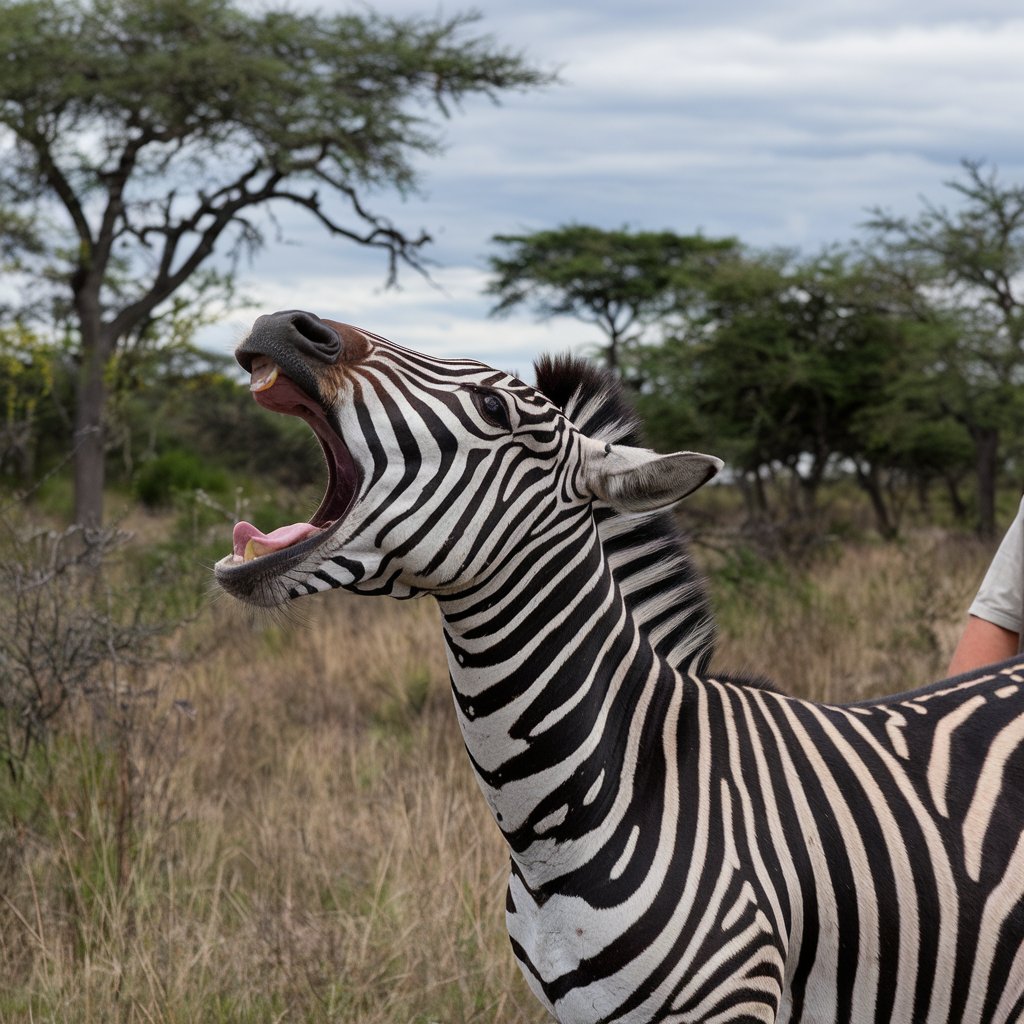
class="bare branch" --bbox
[19,125,93,254]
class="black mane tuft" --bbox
[534,353,646,448]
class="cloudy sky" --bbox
[213,0,1024,376]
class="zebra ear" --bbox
[582,440,723,512]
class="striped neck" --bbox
[437,504,678,888]
[534,354,716,676]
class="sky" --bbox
[209,0,1024,378]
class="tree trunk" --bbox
[738,468,770,521]
[972,426,999,539]
[855,460,898,539]
[752,469,769,515]
[783,460,805,519]
[604,330,620,373]
[73,308,112,529]
[943,473,968,522]
[915,474,931,516]
[799,451,829,517]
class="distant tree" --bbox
[636,249,965,537]
[485,225,738,371]
[111,342,324,492]
[636,251,794,506]
[867,160,1024,537]
[848,335,975,531]
[0,0,550,527]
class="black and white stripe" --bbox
[216,311,1024,1024]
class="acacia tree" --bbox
[485,225,738,372]
[867,161,1024,537]
[0,0,549,527]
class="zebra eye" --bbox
[473,390,511,430]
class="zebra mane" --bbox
[533,354,716,674]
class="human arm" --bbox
[946,615,1019,676]
[945,497,1024,676]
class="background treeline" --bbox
[487,161,1024,541]
[1,0,1021,542]
[9,159,1024,543]
[0,327,324,513]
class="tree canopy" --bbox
[0,0,550,525]
[486,225,738,370]
[482,167,1024,539]
[867,160,1024,536]
[631,247,975,537]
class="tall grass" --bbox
[2,592,539,1023]
[0,525,998,1023]
[710,530,990,702]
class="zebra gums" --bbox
[215,310,1024,1024]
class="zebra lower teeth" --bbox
[230,520,328,564]
[243,539,273,561]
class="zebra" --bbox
[216,309,1024,1024]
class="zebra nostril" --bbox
[289,311,342,364]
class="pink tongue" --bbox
[232,520,321,558]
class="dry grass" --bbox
[0,527,998,1023]
[709,529,991,702]
[1,595,541,1023]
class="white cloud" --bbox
[218,1,1024,372]
[561,21,1024,99]
[209,263,593,379]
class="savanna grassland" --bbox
[0,490,1003,1024]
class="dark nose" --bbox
[236,310,342,372]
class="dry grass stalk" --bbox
[0,529,998,1023]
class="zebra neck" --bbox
[595,504,716,674]
[437,516,678,886]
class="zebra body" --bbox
[503,663,1024,1023]
[216,310,1024,1024]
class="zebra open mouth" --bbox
[218,356,359,574]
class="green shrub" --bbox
[133,450,228,507]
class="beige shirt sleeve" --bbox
[969,496,1024,633]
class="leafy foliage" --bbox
[0,324,73,482]
[635,248,973,536]
[0,0,551,525]
[0,0,550,294]
[133,450,228,508]
[110,343,324,489]
[487,225,737,369]
[482,167,1024,537]
[866,160,1024,535]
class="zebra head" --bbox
[215,309,722,606]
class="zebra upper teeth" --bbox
[249,356,280,393]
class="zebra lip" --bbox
[217,372,360,575]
